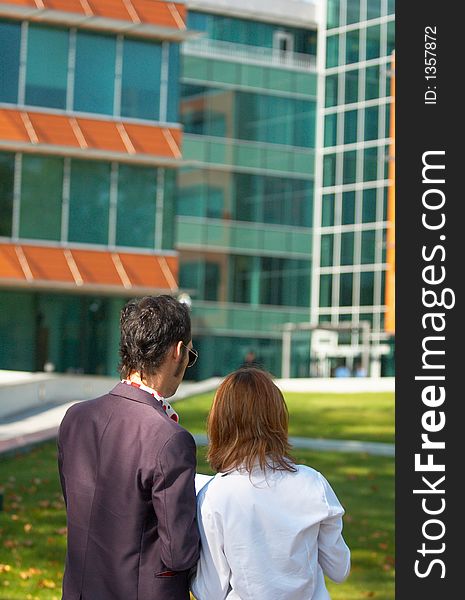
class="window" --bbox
[116,164,157,248]
[320,234,334,267]
[361,230,376,263]
[327,0,340,29]
[342,191,355,225]
[0,153,15,236]
[324,113,338,147]
[274,31,294,54]
[26,25,68,109]
[345,69,359,104]
[387,21,395,56]
[345,30,359,65]
[339,272,353,306]
[364,106,379,141]
[321,194,335,227]
[344,110,358,144]
[340,232,354,265]
[363,147,378,181]
[74,32,116,115]
[68,160,111,244]
[319,274,333,307]
[325,75,338,107]
[323,154,337,187]
[121,38,162,120]
[360,271,375,305]
[366,25,381,60]
[367,0,381,21]
[167,43,180,123]
[326,35,339,68]
[232,255,256,304]
[346,2,360,25]
[365,66,380,100]
[343,151,357,184]
[0,21,21,103]
[362,188,377,222]
[20,155,63,240]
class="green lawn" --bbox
[175,390,395,444]
[0,391,394,599]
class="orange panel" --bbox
[28,112,81,148]
[71,250,122,286]
[124,123,173,157]
[21,246,75,283]
[385,53,395,335]
[1,0,36,6]
[131,0,185,28]
[86,0,132,21]
[119,253,170,289]
[0,245,26,281]
[76,118,127,153]
[0,109,30,143]
[44,0,86,14]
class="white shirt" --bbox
[191,464,350,600]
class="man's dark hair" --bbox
[119,295,191,378]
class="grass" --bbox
[0,391,394,599]
[175,390,395,444]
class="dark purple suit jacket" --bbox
[57,382,200,600]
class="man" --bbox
[58,295,200,600]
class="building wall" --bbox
[0,6,185,375]
[178,8,318,378]
[312,0,395,375]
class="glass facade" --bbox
[188,11,317,55]
[26,25,69,109]
[0,12,184,378]
[68,160,111,245]
[0,153,15,237]
[0,151,174,250]
[0,21,179,123]
[0,20,21,103]
[19,155,64,241]
[0,290,124,375]
[178,10,318,377]
[317,0,395,375]
[74,32,116,115]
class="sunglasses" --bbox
[182,343,199,368]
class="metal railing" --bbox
[182,37,316,71]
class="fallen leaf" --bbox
[0,564,11,573]
[38,579,56,589]
[24,523,33,533]
[378,542,388,550]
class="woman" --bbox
[190,368,350,600]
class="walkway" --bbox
[0,402,394,458]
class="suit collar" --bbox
[110,381,165,412]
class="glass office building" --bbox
[177,0,319,378]
[312,0,395,376]
[0,0,395,378]
[0,1,188,374]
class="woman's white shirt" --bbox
[191,464,350,600]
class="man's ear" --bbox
[174,341,184,360]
